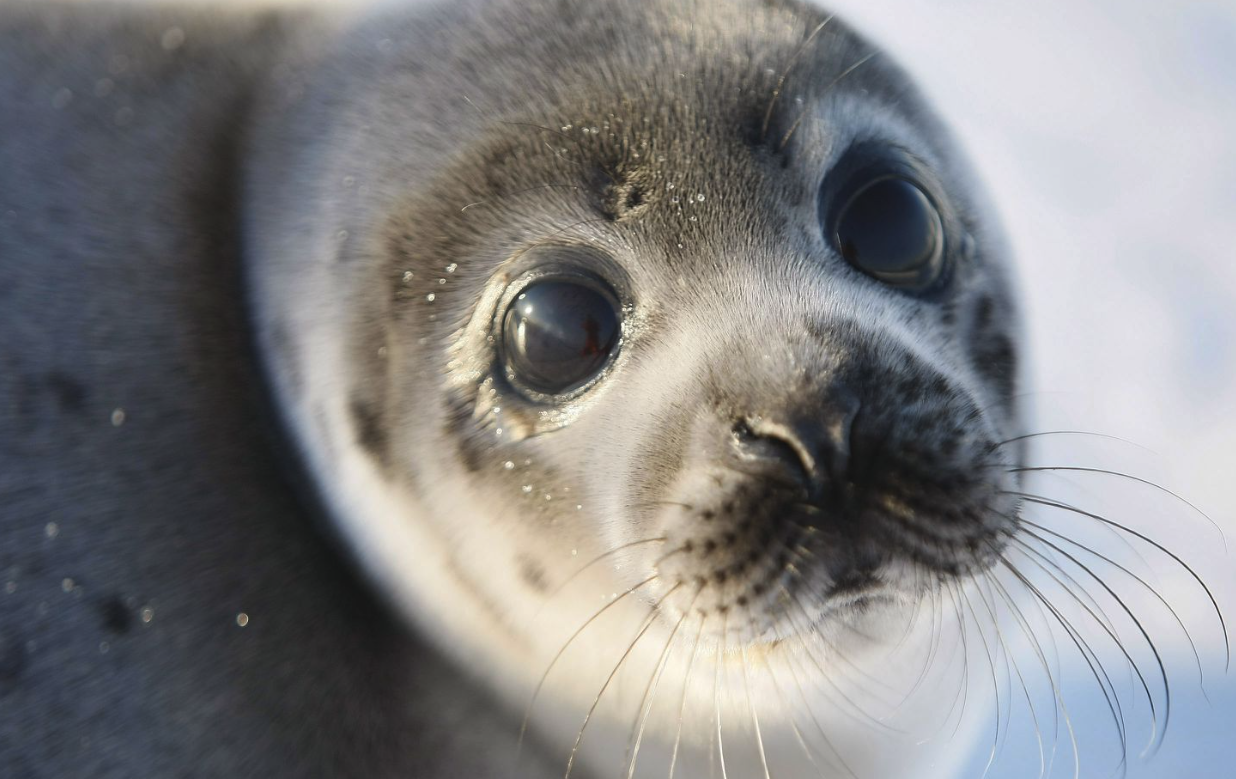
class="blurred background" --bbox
[823,0,1236,774]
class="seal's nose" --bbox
[731,390,861,497]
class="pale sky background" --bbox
[819,0,1236,775]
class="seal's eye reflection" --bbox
[501,279,620,396]
[832,176,945,292]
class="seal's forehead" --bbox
[410,0,889,118]
[428,0,940,169]
[357,0,968,298]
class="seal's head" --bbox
[250,0,1022,770]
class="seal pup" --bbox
[2,0,1217,777]
[254,0,1028,773]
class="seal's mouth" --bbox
[638,362,1021,644]
[643,448,1019,645]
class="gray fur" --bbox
[0,3,562,777]
[1,0,1024,776]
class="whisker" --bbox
[1020,517,1209,699]
[740,645,773,779]
[517,573,659,768]
[976,574,1048,779]
[1012,492,1230,669]
[667,616,707,779]
[1000,556,1129,774]
[760,16,835,141]
[945,584,985,737]
[1008,536,1149,760]
[776,582,899,729]
[539,536,668,609]
[986,569,1070,778]
[625,587,701,779]
[1008,467,1226,549]
[772,620,860,779]
[459,182,581,213]
[993,430,1152,452]
[715,610,730,779]
[779,50,879,151]
[564,583,682,779]
[543,216,616,241]
[762,646,830,777]
[1014,528,1171,756]
[779,526,905,700]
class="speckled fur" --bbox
[1,0,1024,776]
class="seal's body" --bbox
[1,1,1025,776]
[0,6,565,777]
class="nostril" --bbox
[731,419,814,488]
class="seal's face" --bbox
[377,5,1021,649]
[264,0,1022,767]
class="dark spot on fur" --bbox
[929,376,950,398]
[603,170,652,221]
[350,397,388,465]
[0,632,28,689]
[518,556,548,594]
[98,595,132,635]
[45,371,87,413]
[974,295,995,330]
[803,317,829,343]
[624,186,644,211]
[480,139,522,192]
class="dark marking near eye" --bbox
[350,398,388,465]
[974,333,1017,400]
[442,391,485,474]
[98,595,132,635]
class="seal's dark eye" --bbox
[502,278,620,395]
[832,176,944,292]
